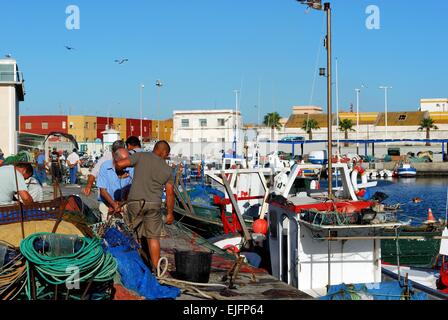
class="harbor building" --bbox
[152,119,174,142]
[20,115,154,143]
[0,58,25,156]
[173,109,242,143]
[420,98,448,112]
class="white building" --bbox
[173,109,243,143]
[420,98,448,112]
[0,58,25,156]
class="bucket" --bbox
[174,250,213,283]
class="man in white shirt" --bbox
[0,164,34,205]
[67,149,80,185]
[82,140,126,196]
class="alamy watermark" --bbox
[365,5,381,30]
[66,5,80,30]
[65,266,80,290]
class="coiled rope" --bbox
[20,233,117,299]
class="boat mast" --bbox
[325,2,333,198]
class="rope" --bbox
[20,233,117,300]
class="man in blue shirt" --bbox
[36,149,47,185]
[97,148,133,221]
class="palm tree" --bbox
[418,117,438,146]
[339,119,355,147]
[263,112,282,140]
[302,119,320,141]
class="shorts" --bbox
[126,201,164,240]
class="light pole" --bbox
[355,88,361,155]
[140,84,145,144]
[298,0,333,198]
[379,86,392,146]
[233,90,240,158]
[156,80,163,141]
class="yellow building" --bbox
[339,112,378,125]
[67,116,98,142]
[152,119,173,142]
[112,117,128,140]
[429,112,448,125]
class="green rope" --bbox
[20,233,117,300]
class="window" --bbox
[200,138,207,143]
[131,125,134,132]
[144,127,147,132]
[181,138,190,142]
[25,123,32,130]
[93,123,97,130]
[42,122,48,130]
[199,119,207,127]
[218,118,225,127]
[84,122,89,129]
[217,138,225,142]
[62,121,67,129]
[181,119,189,128]
[69,122,74,129]
[398,115,407,121]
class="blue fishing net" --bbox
[321,281,427,300]
[103,227,181,300]
[189,185,225,206]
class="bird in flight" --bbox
[114,59,129,65]
[65,46,76,51]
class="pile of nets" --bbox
[20,233,117,300]
[0,241,27,300]
[188,185,225,207]
[321,281,427,300]
[3,151,34,166]
[103,226,181,300]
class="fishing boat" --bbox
[395,162,417,178]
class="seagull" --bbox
[65,46,76,51]
[114,59,129,65]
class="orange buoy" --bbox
[425,208,436,224]
[253,219,268,235]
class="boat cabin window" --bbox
[289,177,312,196]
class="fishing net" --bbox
[3,151,34,166]
[300,209,360,226]
[0,241,27,300]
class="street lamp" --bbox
[297,0,333,197]
[233,90,240,158]
[155,80,163,141]
[379,86,392,145]
[140,84,145,144]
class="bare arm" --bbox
[115,158,132,171]
[165,183,175,225]
[18,190,34,205]
[82,174,96,196]
[100,188,120,212]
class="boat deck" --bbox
[160,223,312,300]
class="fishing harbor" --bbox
[1,0,448,306]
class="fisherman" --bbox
[49,148,62,184]
[26,175,44,202]
[36,149,47,186]
[0,163,34,205]
[126,136,143,155]
[97,148,133,222]
[116,140,175,272]
[66,149,80,184]
[82,140,126,196]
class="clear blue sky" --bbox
[2,0,447,123]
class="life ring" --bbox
[351,165,368,192]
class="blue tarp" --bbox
[104,227,181,300]
[320,281,427,300]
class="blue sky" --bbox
[2,0,447,123]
